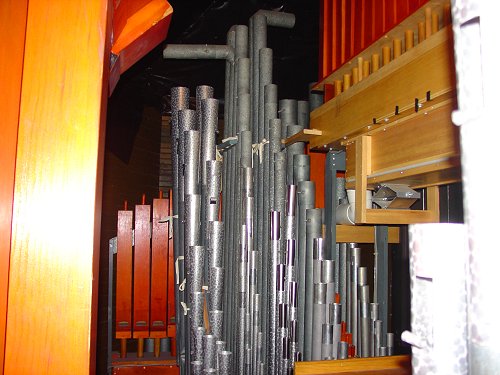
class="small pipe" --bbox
[203,334,217,370]
[293,154,310,185]
[209,266,224,311]
[193,326,205,362]
[285,125,305,186]
[321,324,334,360]
[163,44,233,60]
[209,310,224,341]
[312,283,327,360]
[313,238,325,284]
[331,303,342,359]
[219,351,232,375]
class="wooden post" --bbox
[3,0,111,373]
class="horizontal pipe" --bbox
[255,10,296,28]
[163,44,233,60]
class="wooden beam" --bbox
[295,354,411,374]
[0,1,29,370]
[4,0,111,373]
[282,129,323,147]
[336,225,400,243]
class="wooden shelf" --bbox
[282,128,322,147]
[336,225,399,243]
[295,355,411,375]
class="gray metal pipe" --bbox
[351,247,360,351]
[267,210,281,375]
[297,100,310,128]
[304,209,322,361]
[339,243,347,323]
[312,283,327,360]
[321,324,333,360]
[170,86,190,367]
[279,99,298,132]
[296,180,315,355]
[331,303,342,360]
[308,83,324,111]
[293,154,310,185]
[286,125,305,185]
[163,44,233,60]
[209,266,224,312]
[209,310,224,341]
[274,152,287,253]
[218,351,232,375]
[203,334,217,370]
[193,327,205,362]
[313,238,325,284]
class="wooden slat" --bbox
[364,208,439,224]
[150,198,169,338]
[4,0,111,372]
[282,129,323,147]
[295,354,411,375]
[133,204,151,338]
[0,0,28,368]
[336,225,399,243]
[167,192,176,333]
[355,136,371,223]
[116,210,133,339]
[311,25,455,149]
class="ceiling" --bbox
[106,0,319,160]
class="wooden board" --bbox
[310,26,455,149]
[295,354,411,375]
[116,211,134,339]
[336,225,399,243]
[150,198,169,338]
[0,0,28,368]
[134,205,151,338]
[4,0,111,372]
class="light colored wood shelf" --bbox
[282,128,323,147]
[295,354,411,375]
[336,225,399,243]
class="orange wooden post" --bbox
[3,0,111,373]
[150,198,169,340]
[134,203,152,344]
[116,209,133,356]
[0,1,28,370]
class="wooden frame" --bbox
[310,25,456,149]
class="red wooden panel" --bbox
[167,192,176,332]
[340,0,347,64]
[150,198,169,338]
[321,0,333,78]
[333,0,341,72]
[324,83,335,102]
[359,0,366,50]
[349,0,356,57]
[374,0,383,41]
[133,204,151,338]
[116,210,133,339]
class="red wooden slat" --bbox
[167,191,176,334]
[340,0,346,64]
[133,204,151,338]
[333,0,340,73]
[116,210,133,339]
[150,198,169,338]
[349,0,355,57]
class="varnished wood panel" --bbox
[150,198,169,338]
[4,0,111,373]
[0,1,28,371]
[134,205,151,338]
[116,210,133,339]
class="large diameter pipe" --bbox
[286,125,305,185]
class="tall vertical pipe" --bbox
[296,181,315,355]
[268,211,281,375]
[304,209,322,360]
[293,154,310,185]
[297,100,310,127]
[279,99,298,135]
[170,86,190,368]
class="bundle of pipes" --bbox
[166,9,395,375]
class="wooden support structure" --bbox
[295,354,411,375]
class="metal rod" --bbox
[331,303,342,359]
[351,247,360,352]
[321,324,334,360]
